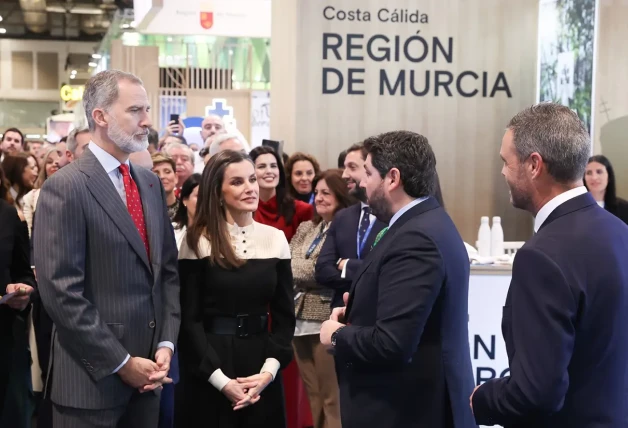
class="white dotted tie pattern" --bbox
[119,164,150,260]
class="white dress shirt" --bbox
[89,143,175,372]
[389,197,429,227]
[533,186,588,232]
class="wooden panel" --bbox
[271,0,537,243]
[36,52,59,90]
[12,51,33,89]
[592,0,628,198]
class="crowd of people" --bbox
[2,69,628,428]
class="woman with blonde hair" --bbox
[23,147,60,237]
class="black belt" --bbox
[205,314,268,338]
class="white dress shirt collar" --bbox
[533,186,587,232]
[88,141,129,173]
[389,197,428,227]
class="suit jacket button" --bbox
[149,321,156,328]
[345,362,352,368]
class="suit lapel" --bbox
[539,192,597,232]
[80,148,152,272]
[346,198,441,316]
[132,165,162,273]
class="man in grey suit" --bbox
[34,70,180,428]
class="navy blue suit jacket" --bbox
[472,193,628,427]
[315,203,386,308]
[334,198,477,428]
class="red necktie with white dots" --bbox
[118,164,150,261]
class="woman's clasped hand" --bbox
[222,372,274,411]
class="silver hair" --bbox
[208,133,244,156]
[507,102,591,183]
[67,127,90,154]
[83,70,144,132]
[164,142,195,165]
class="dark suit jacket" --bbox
[334,198,477,428]
[472,193,628,428]
[0,200,36,427]
[0,200,36,342]
[315,203,386,308]
[33,147,181,410]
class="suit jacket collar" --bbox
[537,192,597,233]
[79,147,153,273]
[346,197,441,315]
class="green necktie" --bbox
[371,227,389,249]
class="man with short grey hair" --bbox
[164,142,194,192]
[34,69,180,428]
[208,133,246,157]
[471,102,628,428]
[66,127,91,161]
[200,114,225,142]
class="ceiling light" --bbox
[121,24,130,29]
[70,75,75,80]
[0,29,6,34]
[92,53,102,59]
[0,16,3,22]
[89,62,97,67]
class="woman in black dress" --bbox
[178,150,295,428]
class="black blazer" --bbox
[334,198,477,428]
[0,200,36,342]
[608,197,628,225]
[315,203,386,307]
[472,193,628,428]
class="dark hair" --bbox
[199,147,209,158]
[187,151,254,269]
[59,136,68,143]
[312,169,357,224]
[507,102,590,183]
[363,131,436,198]
[2,128,25,146]
[173,173,201,230]
[0,164,12,204]
[432,170,445,209]
[148,128,159,148]
[1,153,34,206]
[249,146,296,225]
[346,142,367,160]
[337,150,347,168]
[285,152,321,198]
[584,155,618,213]
[282,152,289,166]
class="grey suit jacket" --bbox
[34,147,180,410]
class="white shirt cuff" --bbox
[208,369,231,391]
[260,358,280,381]
[157,341,175,353]
[341,260,348,279]
[112,354,130,374]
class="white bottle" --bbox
[477,216,491,257]
[491,216,504,257]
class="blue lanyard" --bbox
[308,193,315,205]
[356,219,375,260]
[305,223,328,259]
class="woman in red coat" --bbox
[249,146,314,428]
[250,147,313,242]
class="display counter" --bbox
[468,265,512,384]
[468,264,511,428]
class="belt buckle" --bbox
[236,314,249,338]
